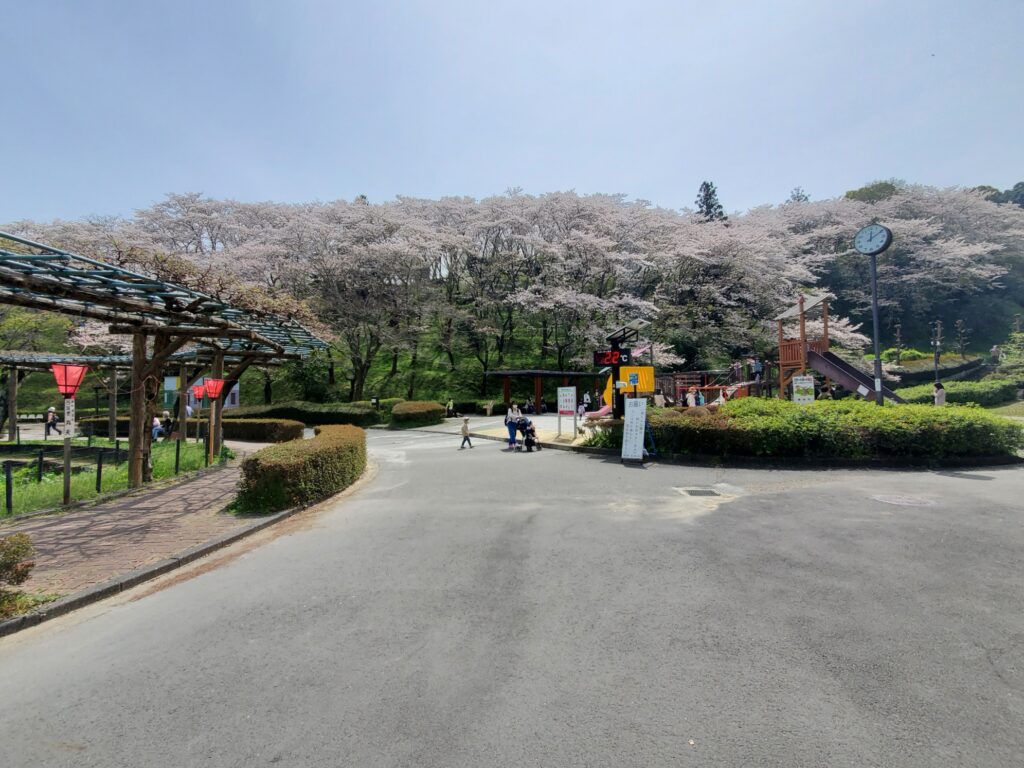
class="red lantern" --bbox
[51,363,89,398]
[203,378,226,399]
[191,383,207,401]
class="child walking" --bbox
[459,417,473,449]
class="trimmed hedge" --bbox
[351,398,405,418]
[390,400,446,428]
[897,379,1019,407]
[588,398,1023,459]
[224,400,381,427]
[236,424,367,513]
[77,416,303,442]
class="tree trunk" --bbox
[406,340,419,400]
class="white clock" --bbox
[853,224,893,256]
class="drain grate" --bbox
[684,489,720,497]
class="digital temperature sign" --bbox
[593,348,631,366]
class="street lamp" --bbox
[50,363,89,504]
[853,224,893,406]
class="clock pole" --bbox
[869,252,884,406]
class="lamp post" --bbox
[203,378,226,462]
[853,225,893,406]
[51,363,89,504]
[191,382,207,442]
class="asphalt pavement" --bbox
[1,429,1022,767]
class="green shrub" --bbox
[0,533,36,619]
[224,400,381,427]
[589,399,1022,459]
[236,425,367,513]
[390,400,446,428]
[881,347,928,363]
[220,419,304,442]
[897,379,1018,407]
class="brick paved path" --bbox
[0,464,248,596]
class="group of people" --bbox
[503,403,542,452]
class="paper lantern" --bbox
[51,363,89,398]
[203,378,226,399]
[191,383,207,401]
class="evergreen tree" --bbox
[787,186,810,203]
[695,181,726,222]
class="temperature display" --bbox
[593,349,631,366]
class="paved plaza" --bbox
[1,429,1023,767]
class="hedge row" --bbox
[236,424,367,513]
[588,398,1023,459]
[224,400,381,427]
[78,416,304,443]
[896,379,1019,407]
[390,400,446,428]
[351,398,405,418]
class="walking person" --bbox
[459,417,473,449]
[933,381,946,406]
[44,406,61,438]
[583,391,591,411]
[505,402,522,449]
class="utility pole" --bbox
[931,320,943,383]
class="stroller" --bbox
[517,418,541,453]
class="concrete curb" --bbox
[446,429,1022,471]
[0,502,304,639]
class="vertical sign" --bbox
[621,397,647,461]
[791,375,815,405]
[64,397,76,438]
[557,386,577,438]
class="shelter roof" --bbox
[483,369,607,378]
[774,292,830,321]
[0,230,327,359]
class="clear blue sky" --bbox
[2,0,1021,221]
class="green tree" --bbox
[787,186,810,203]
[844,180,902,203]
[695,181,726,221]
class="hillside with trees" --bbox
[4,181,1023,402]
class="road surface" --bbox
[1,429,1022,767]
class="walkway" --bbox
[0,438,270,597]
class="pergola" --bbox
[483,369,607,411]
[0,230,326,487]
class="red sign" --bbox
[50,363,89,398]
[593,349,631,366]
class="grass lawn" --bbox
[990,401,1024,417]
[2,441,210,517]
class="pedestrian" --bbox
[151,415,164,440]
[752,356,763,381]
[990,345,1002,364]
[933,381,946,406]
[583,391,591,410]
[459,417,472,449]
[576,402,586,419]
[160,410,173,437]
[185,403,194,418]
[505,402,522,449]
[44,406,62,437]
[446,397,455,418]
[685,386,698,407]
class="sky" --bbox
[2,0,1022,222]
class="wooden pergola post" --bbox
[108,369,118,440]
[128,332,148,488]
[534,376,542,414]
[177,363,189,439]
[7,366,16,442]
[210,353,224,461]
[502,375,511,405]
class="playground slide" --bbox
[807,349,905,403]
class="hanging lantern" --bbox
[203,378,226,400]
[191,383,207,401]
[51,363,89,398]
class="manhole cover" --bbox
[683,489,720,497]
[871,494,938,507]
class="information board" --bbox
[792,375,815,405]
[621,397,647,461]
[557,386,577,438]
[64,397,76,438]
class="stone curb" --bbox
[413,428,1023,471]
[0,502,305,639]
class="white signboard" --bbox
[64,397,76,438]
[557,386,577,438]
[621,397,647,461]
[792,375,815,405]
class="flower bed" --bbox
[236,425,367,513]
[587,398,1023,459]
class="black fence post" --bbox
[4,462,12,516]
[203,434,210,467]
[37,449,45,482]
[95,449,104,493]
[174,438,181,475]
[16,426,20,446]
[115,439,121,464]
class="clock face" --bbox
[854,224,892,255]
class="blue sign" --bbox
[628,372,639,386]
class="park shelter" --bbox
[483,370,607,410]
[0,230,326,487]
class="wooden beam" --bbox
[7,366,16,441]
[142,334,196,379]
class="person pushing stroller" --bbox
[518,417,541,453]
